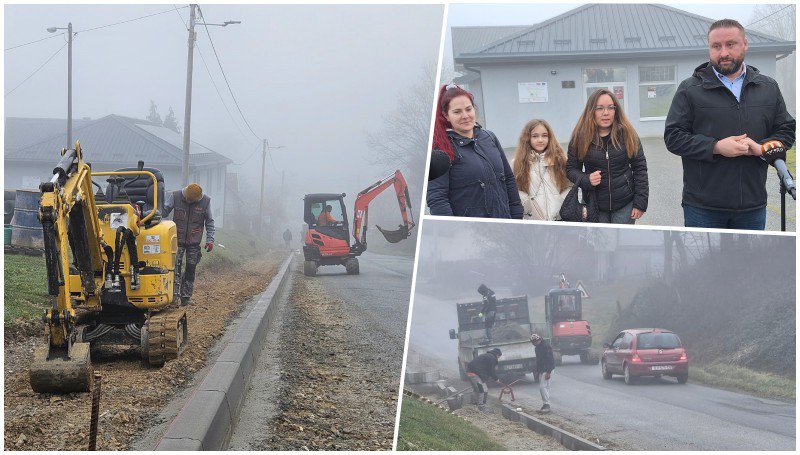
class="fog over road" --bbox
[407,291,795,451]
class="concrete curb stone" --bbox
[155,253,294,450]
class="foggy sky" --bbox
[4,4,444,218]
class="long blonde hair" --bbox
[570,88,640,160]
[513,119,571,193]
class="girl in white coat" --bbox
[512,119,572,221]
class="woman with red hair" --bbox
[427,84,523,219]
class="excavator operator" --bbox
[163,182,215,306]
[317,204,339,226]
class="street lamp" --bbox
[181,4,241,186]
[47,22,73,149]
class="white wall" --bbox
[476,52,780,147]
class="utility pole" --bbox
[257,139,285,234]
[181,4,197,187]
[67,22,72,148]
[47,22,73,148]
[258,138,266,234]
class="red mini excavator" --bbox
[302,170,415,276]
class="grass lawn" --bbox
[4,253,50,324]
[786,146,795,174]
[397,398,507,451]
[689,362,795,401]
[3,228,273,326]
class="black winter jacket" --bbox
[427,126,524,219]
[466,352,499,382]
[534,341,555,374]
[664,63,796,211]
[566,134,649,212]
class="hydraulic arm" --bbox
[350,170,415,254]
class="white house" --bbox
[4,115,233,226]
[453,4,796,146]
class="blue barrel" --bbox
[4,224,11,245]
[10,189,43,249]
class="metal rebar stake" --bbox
[89,372,102,450]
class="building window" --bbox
[638,65,676,120]
[583,67,626,110]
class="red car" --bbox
[601,328,688,385]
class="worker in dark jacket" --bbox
[478,284,497,344]
[163,183,215,306]
[567,88,649,224]
[531,334,555,414]
[466,348,502,412]
[664,19,795,230]
[427,84,523,219]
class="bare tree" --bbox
[365,61,438,197]
[749,4,796,116]
[163,107,181,133]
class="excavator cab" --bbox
[545,289,582,323]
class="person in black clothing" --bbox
[466,348,502,412]
[478,284,497,344]
[664,19,795,230]
[531,334,555,414]
[567,88,649,224]
[283,228,293,248]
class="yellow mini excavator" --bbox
[29,142,187,393]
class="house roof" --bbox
[452,25,528,60]
[4,117,92,152]
[456,4,795,64]
[5,114,232,169]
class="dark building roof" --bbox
[4,117,91,152]
[5,114,232,169]
[452,25,528,60]
[456,4,795,64]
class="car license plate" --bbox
[500,363,522,371]
[651,365,673,371]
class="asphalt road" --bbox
[407,290,796,451]
[229,251,414,449]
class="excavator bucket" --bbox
[376,224,410,244]
[29,342,92,393]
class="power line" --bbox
[232,143,263,165]
[746,4,794,28]
[76,5,188,34]
[172,4,258,150]
[5,41,68,96]
[197,5,263,143]
[5,32,64,52]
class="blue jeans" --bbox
[597,201,635,224]
[683,205,766,230]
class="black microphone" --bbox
[429,149,451,181]
[761,141,796,200]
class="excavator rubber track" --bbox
[144,309,188,367]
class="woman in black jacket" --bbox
[566,89,649,224]
[426,84,523,219]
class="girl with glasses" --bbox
[566,89,649,224]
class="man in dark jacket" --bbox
[664,19,795,230]
[478,284,497,344]
[163,183,215,306]
[531,334,554,414]
[466,348,502,412]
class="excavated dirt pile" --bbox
[4,255,281,451]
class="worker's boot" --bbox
[538,404,551,414]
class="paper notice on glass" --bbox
[518,82,548,103]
